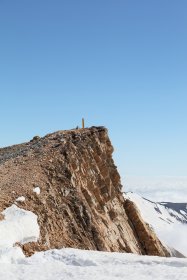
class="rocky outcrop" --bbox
[0,126,170,257]
[124,200,170,256]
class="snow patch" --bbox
[0,247,25,264]
[33,187,41,195]
[0,205,40,247]
[16,196,25,202]
[0,204,40,262]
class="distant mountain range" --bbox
[125,192,187,257]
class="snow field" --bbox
[0,248,187,280]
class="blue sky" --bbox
[0,1,187,194]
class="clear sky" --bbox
[0,1,187,197]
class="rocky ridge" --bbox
[0,127,170,257]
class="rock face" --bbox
[124,200,169,256]
[0,127,170,256]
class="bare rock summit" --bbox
[0,127,170,257]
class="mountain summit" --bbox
[0,127,170,257]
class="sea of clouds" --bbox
[122,176,187,202]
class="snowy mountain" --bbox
[125,192,187,257]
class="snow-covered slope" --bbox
[125,192,187,257]
[0,248,187,280]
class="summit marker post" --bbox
[82,118,85,129]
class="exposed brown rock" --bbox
[0,126,170,257]
[124,199,170,256]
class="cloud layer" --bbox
[122,176,187,202]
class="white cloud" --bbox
[122,176,187,202]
